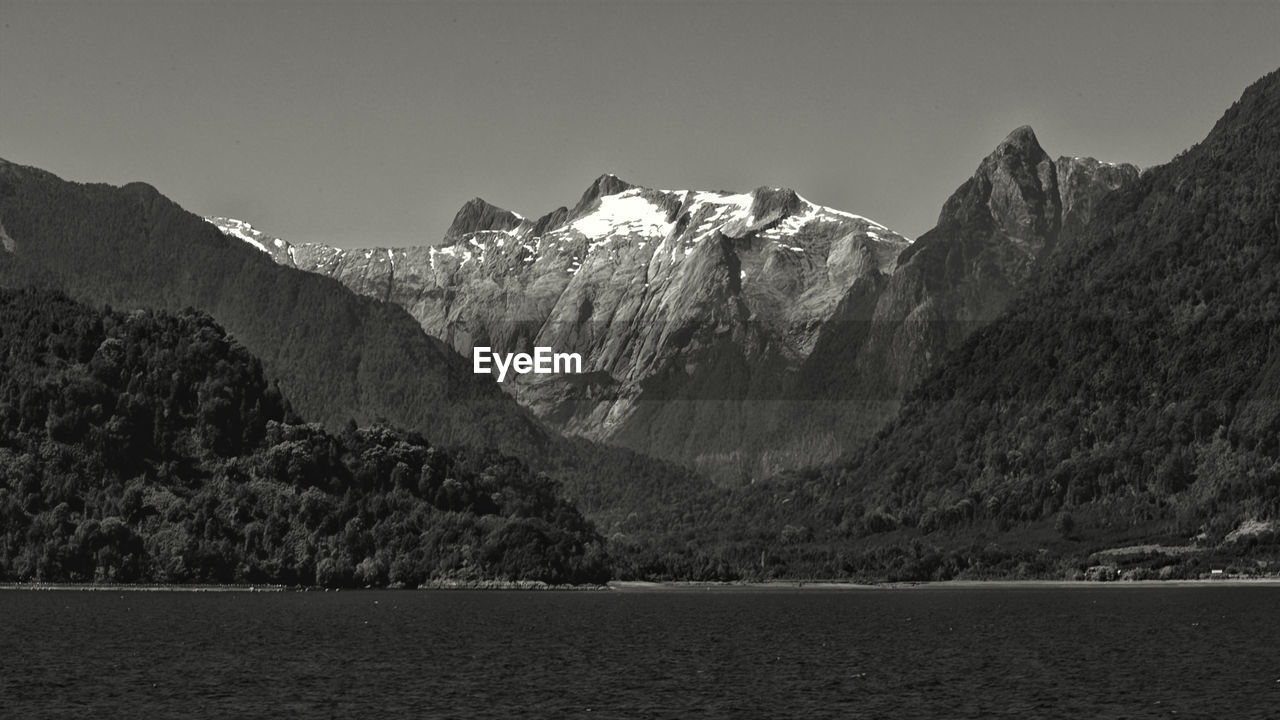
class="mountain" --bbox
[816,68,1280,566]
[210,180,911,477]
[0,159,729,570]
[0,158,546,457]
[774,129,1140,468]
[0,286,608,586]
[205,216,298,266]
[609,69,1280,583]
[215,145,1136,479]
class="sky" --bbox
[2,1,1279,247]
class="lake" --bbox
[2,585,1277,718]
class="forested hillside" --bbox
[794,69,1280,564]
[0,159,544,455]
[0,288,608,586]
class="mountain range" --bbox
[209,134,1138,479]
[0,155,718,553]
[4,67,1279,583]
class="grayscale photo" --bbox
[2,0,1279,717]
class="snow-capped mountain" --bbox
[209,176,908,474]
[209,150,1134,479]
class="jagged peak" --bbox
[1002,124,1039,145]
[591,172,629,190]
[445,197,524,241]
[926,126,1060,243]
[570,173,636,219]
[986,126,1050,167]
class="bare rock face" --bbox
[445,198,525,240]
[973,125,1062,249]
[1055,156,1140,241]
[830,126,1065,396]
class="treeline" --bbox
[0,287,608,586]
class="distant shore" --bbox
[0,580,608,592]
[5,578,1280,593]
[0,582,291,593]
[608,577,1280,591]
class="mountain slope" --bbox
[830,68,1280,547]
[0,287,608,586]
[770,129,1139,468]
[0,160,546,456]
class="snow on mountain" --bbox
[205,177,913,476]
[205,216,297,266]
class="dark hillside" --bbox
[827,69,1280,551]
[0,287,608,586]
[0,161,544,454]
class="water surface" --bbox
[3,586,1277,718]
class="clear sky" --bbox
[3,1,1278,247]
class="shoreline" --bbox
[0,582,291,593]
[608,577,1280,591]
[5,577,1280,593]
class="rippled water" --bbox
[3,585,1278,718]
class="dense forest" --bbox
[0,288,608,586]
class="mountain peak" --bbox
[445,197,524,241]
[930,125,1058,245]
[989,126,1047,165]
[1002,124,1039,144]
[570,174,636,218]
